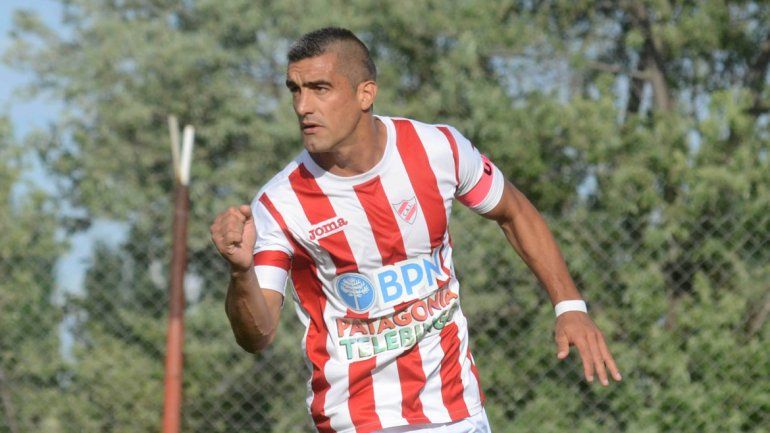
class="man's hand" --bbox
[210,205,256,273]
[555,312,622,386]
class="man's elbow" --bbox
[235,331,276,353]
[237,339,267,354]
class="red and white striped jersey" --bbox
[251,116,504,433]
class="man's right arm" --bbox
[225,267,284,352]
[211,205,285,353]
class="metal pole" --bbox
[161,182,188,433]
[162,118,194,433]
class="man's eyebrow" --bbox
[285,79,333,89]
[304,80,332,87]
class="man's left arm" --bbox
[481,180,623,386]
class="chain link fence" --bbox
[2,179,768,433]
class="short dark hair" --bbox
[287,27,377,83]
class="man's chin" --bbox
[302,139,330,153]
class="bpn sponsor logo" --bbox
[332,246,451,313]
[374,246,449,306]
[308,216,348,241]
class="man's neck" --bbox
[309,117,387,177]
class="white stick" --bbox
[180,125,195,186]
[168,115,181,181]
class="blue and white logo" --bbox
[334,273,376,312]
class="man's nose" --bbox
[294,91,313,116]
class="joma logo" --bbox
[308,217,348,241]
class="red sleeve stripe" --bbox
[253,250,291,270]
[457,155,495,208]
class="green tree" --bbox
[0,118,66,432]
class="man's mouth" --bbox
[301,122,321,134]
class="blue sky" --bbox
[0,0,62,137]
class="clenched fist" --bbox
[210,205,256,273]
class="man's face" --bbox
[285,51,364,153]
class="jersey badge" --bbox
[392,197,418,225]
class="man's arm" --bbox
[225,267,284,353]
[482,181,622,386]
[211,205,284,353]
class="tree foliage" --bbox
[0,118,65,433]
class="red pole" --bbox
[162,182,188,433]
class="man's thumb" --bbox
[239,204,253,220]
[555,333,569,360]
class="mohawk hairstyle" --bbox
[287,27,377,82]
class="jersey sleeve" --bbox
[441,125,505,214]
[251,194,293,297]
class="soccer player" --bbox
[211,27,621,433]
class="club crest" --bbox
[392,197,418,224]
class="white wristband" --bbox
[554,300,587,317]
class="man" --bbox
[211,27,621,433]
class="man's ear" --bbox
[357,80,377,111]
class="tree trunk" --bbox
[627,2,672,112]
[747,36,770,116]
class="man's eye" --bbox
[316,87,329,94]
